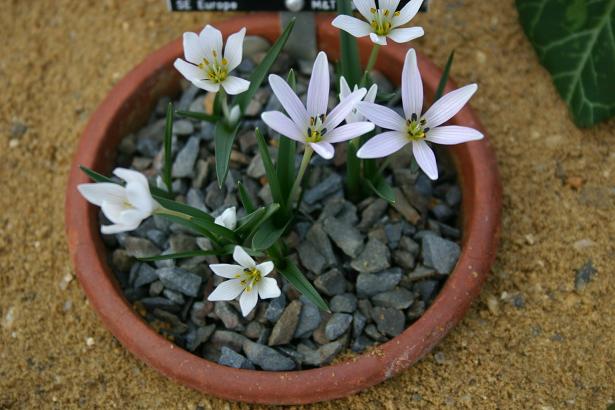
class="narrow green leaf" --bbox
[236,203,280,238]
[214,122,240,188]
[237,180,256,213]
[345,142,361,200]
[255,128,283,205]
[252,220,289,251]
[156,213,220,243]
[367,177,396,204]
[79,165,114,184]
[338,0,362,86]
[163,102,174,194]
[153,195,214,222]
[276,137,296,202]
[286,68,297,90]
[137,250,219,261]
[434,50,455,102]
[235,18,296,113]
[175,110,220,123]
[278,260,329,312]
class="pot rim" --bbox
[65,13,501,405]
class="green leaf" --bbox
[286,68,297,90]
[235,203,280,237]
[434,50,455,102]
[156,213,220,243]
[137,250,219,261]
[367,177,396,204]
[345,141,361,200]
[276,136,296,202]
[175,110,219,123]
[214,122,240,188]
[277,260,329,312]
[516,0,615,127]
[337,0,362,86]
[162,102,174,194]
[252,220,289,251]
[255,128,283,205]
[235,18,296,113]
[237,180,256,213]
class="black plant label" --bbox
[167,0,428,12]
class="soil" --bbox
[1,0,614,408]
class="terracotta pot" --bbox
[65,13,501,405]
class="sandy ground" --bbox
[1,0,614,408]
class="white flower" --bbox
[332,0,425,46]
[208,246,280,316]
[173,25,250,95]
[261,52,375,159]
[214,207,237,230]
[340,77,378,123]
[78,168,159,234]
[356,49,483,180]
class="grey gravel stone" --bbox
[149,280,164,296]
[298,241,326,275]
[372,288,415,309]
[422,233,460,274]
[243,340,296,371]
[357,199,388,231]
[186,324,215,351]
[215,302,242,330]
[204,181,225,210]
[162,289,185,305]
[172,136,199,178]
[575,260,597,292]
[353,312,367,338]
[325,313,353,340]
[246,153,266,179]
[384,223,403,249]
[172,119,194,136]
[446,186,461,207]
[314,269,347,296]
[413,280,439,303]
[186,188,208,212]
[156,267,202,297]
[244,321,263,340]
[399,236,420,255]
[219,346,255,369]
[210,330,248,353]
[124,237,160,258]
[372,307,405,337]
[140,297,180,312]
[407,265,437,282]
[190,301,212,326]
[294,296,322,339]
[299,340,344,367]
[132,263,158,288]
[323,217,364,258]
[330,293,357,313]
[406,300,426,321]
[364,323,387,342]
[351,335,374,353]
[306,223,336,266]
[265,293,286,322]
[356,268,402,297]
[169,233,197,253]
[393,250,416,270]
[303,173,342,205]
[351,238,391,273]
[268,300,302,346]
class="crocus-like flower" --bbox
[357,49,483,180]
[208,246,280,316]
[214,207,237,230]
[332,0,425,45]
[261,52,375,159]
[78,168,159,234]
[173,25,250,95]
[340,77,378,123]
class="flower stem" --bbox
[154,207,192,221]
[289,145,313,206]
[219,88,230,120]
[360,44,381,87]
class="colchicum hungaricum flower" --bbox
[340,77,378,123]
[332,0,425,45]
[78,168,159,234]
[208,246,280,316]
[357,49,483,179]
[261,51,375,159]
[174,25,250,95]
[214,207,237,230]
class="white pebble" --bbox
[86,337,95,347]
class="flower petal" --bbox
[192,79,220,93]
[101,200,127,224]
[388,27,424,43]
[261,111,305,142]
[239,287,259,316]
[307,51,330,117]
[257,277,281,299]
[426,126,483,145]
[183,32,206,64]
[210,263,244,278]
[214,207,237,230]
[199,25,223,59]
[356,102,406,131]
[224,27,246,71]
[118,209,148,226]
[221,76,250,95]
[208,279,245,301]
[423,84,478,128]
[173,58,203,83]
[310,142,335,160]
[331,15,373,38]
[125,181,156,214]
[101,223,138,235]
[369,33,388,45]
[113,167,148,187]
[393,0,423,27]
[233,246,256,268]
[365,83,378,103]
[326,122,374,143]
[402,48,423,119]
[357,131,409,158]
[381,0,401,12]
[77,183,125,207]
[325,88,366,130]
[339,76,352,99]
[412,140,438,180]
[354,0,376,20]
[268,74,309,129]
[256,261,274,276]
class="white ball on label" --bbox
[285,0,304,12]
